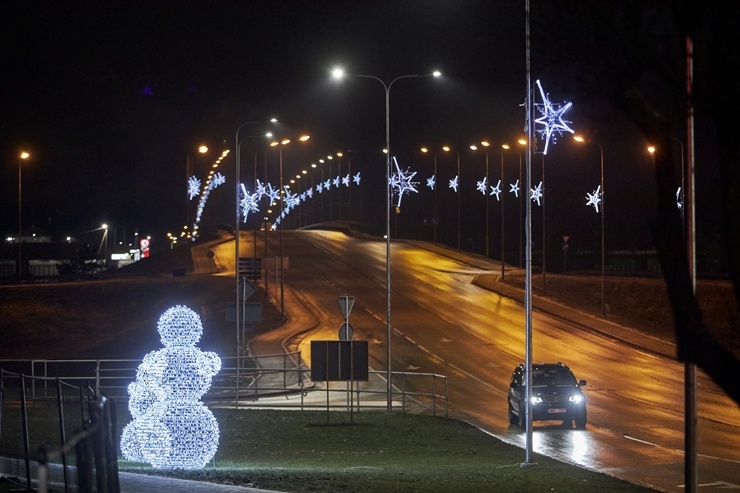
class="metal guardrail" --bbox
[0,354,448,418]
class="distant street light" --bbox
[442,146,461,250]
[332,67,441,412]
[420,147,438,243]
[270,135,310,317]
[469,143,490,257]
[17,151,30,278]
[500,144,510,280]
[574,135,606,317]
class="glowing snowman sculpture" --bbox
[121,305,221,469]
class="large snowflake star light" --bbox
[239,184,260,222]
[534,79,574,154]
[490,180,502,201]
[426,175,436,190]
[389,157,418,208]
[585,185,601,213]
[476,177,488,195]
[509,179,520,197]
[188,176,201,200]
[530,181,543,206]
[449,175,459,192]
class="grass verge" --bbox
[118,408,658,493]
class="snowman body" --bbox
[121,305,221,469]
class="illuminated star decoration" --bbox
[120,305,221,470]
[476,177,488,195]
[306,188,313,199]
[255,179,267,199]
[239,184,260,222]
[210,172,226,189]
[534,79,574,155]
[389,156,419,208]
[509,179,520,197]
[316,182,324,193]
[324,179,331,190]
[449,175,459,192]
[676,187,683,212]
[585,185,601,213]
[426,175,436,190]
[353,172,361,185]
[530,181,543,206]
[332,176,340,188]
[187,176,201,200]
[267,183,280,204]
[490,180,502,201]
[342,174,351,187]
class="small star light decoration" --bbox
[353,172,362,185]
[534,79,574,155]
[389,157,419,208]
[449,175,459,192]
[530,181,543,206]
[476,177,488,195]
[676,187,683,212]
[490,179,502,201]
[426,175,436,190]
[187,176,201,200]
[121,305,221,470]
[239,183,260,222]
[586,185,601,213]
[510,179,520,197]
[342,174,351,187]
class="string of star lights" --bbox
[121,305,221,470]
[534,79,574,154]
[184,150,229,241]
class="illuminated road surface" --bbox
[227,229,740,492]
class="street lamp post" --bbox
[420,147,438,243]
[574,135,605,317]
[270,135,310,317]
[17,151,30,278]
[332,67,441,412]
[470,143,490,258]
[517,139,527,268]
[442,146,461,251]
[500,144,510,280]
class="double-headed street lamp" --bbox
[442,146,461,251]
[17,151,30,278]
[574,135,606,317]
[270,135,310,317]
[332,67,441,412]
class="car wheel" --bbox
[575,408,587,429]
[508,401,519,425]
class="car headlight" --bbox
[569,394,583,404]
[531,396,543,404]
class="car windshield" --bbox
[532,367,576,387]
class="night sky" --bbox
[0,2,726,263]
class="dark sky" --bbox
[0,1,726,263]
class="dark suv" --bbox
[508,362,587,429]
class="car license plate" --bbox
[548,408,566,414]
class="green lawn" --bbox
[118,408,658,493]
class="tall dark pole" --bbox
[541,153,546,294]
[332,68,440,412]
[18,152,29,278]
[501,145,509,280]
[443,147,461,250]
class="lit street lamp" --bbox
[270,135,310,317]
[17,151,30,278]
[420,147,438,243]
[469,143,490,257]
[332,67,441,412]
[442,146,461,251]
[574,135,606,317]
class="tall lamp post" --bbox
[442,146,461,250]
[500,144,510,280]
[420,147,438,243]
[270,135,310,317]
[332,67,441,412]
[517,139,527,268]
[574,135,605,317]
[17,151,30,278]
[469,143,490,257]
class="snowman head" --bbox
[157,305,203,348]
